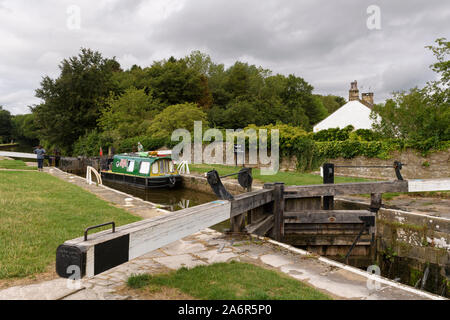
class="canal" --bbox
[101,180,217,212]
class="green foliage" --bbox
[10,113,39,145]
[245,124,323,171]
[353,129,382,141]
[139,56,211,109]
[116,135,173,153]
[98,87,163,140]
[316,140,396,160]
[244,123,449,172]
[313,125,354,141]
[315,94,346,114]
[147,102,208,138]
[32,48,121,154]
[72,130,113,156]
[6,40,444,157]
[372,38,449,145]
[0,106,13,143]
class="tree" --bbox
[32,48,121,153]
[141,57,210,108]
[11,113,39,145]
[147,103,208,138]
[315,94,346,114]
[185,50,214,76]
[281,74,324,129]
[98,87,163,140]
[372,38,450,145]
[0,106,13,143]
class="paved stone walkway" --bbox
[0,228,444,300]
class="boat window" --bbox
[159,160,165,173]
[127,160,135,172]
[139,161,150,174]
[151,162,158,174]
[169,161,174,172]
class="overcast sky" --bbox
[1,0,449,114]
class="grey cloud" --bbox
[0,0,449,114]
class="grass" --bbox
[0,171,141,279]
[0,159,36,170]
[127,261,331,300]
[189,164,371,186]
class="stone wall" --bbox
[278,149,450,179]
[330,149,450,180]
[193,142,449,180]
[180,174,250,196]
[336,198,450,296]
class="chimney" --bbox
[361,92,374,106]
[349,80,359,101]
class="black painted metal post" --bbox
[323,163,334,210]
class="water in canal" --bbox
[102,180,217,212]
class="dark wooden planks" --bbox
[284,181,408,198]
[245,215,274,236]
[284,210,374,224]
[230,189,274,218]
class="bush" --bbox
[116,135,178,153]
[313,126,354,141]
[244,124,449,172]
[72,130,113,156]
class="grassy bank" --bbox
[128,261,331,300]
[189,164,370,185]
[0,159,36,170]
[0,171,141,279]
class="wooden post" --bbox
[230,213,246,233]
[273,182,285,241]
[323,163,334,210]
[230,184,246,233]
[370,193,382,213]
[246,179,252,224]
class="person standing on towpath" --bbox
[34,145,46,172]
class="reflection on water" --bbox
[102,180,217,212]
[0,142,34,153]
[0,142,37,162]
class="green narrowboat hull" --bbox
[101,171,182,189]
[102,152,181,188]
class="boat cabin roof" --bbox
[113,152,172,164]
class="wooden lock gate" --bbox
[55,162,450,279]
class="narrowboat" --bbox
[101,151,182,188]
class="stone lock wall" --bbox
[278,149,449,179]
[194,143,449,180]
[330,149,450,180]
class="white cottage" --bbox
[313,81,376,133]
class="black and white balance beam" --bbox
[56,189,275,279]
[56,200,234,278]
